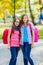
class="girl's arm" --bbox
[29,22,34,48]
[31,30,34,48]
[7,27,12,49]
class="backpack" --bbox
[34,27,39,42]
[2,28,21,44]
[29,23,39,42]
[2,29,13,44]
[2,29,9,44]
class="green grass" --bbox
[0,25,11,28]
[0,25,11,35]
[0,25,43,39]
[0,30,43,39]
[39,30,43,39]
[0,25,10,39]
[0,35,2,39]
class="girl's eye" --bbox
[16,22,19,23]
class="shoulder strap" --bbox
[28,23,33,36]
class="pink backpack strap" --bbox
[29,23,32,30]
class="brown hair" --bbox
[11,18,20,33]
[12,18,20,27]
[21,14,29,25]
[10,18,21,39]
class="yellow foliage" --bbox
[0,13,4,18]
[0,0,43,19]
[35,4,41,9]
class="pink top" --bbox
[10,30,20,47]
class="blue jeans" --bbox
[21,42,34,65]
[9,47,19,65]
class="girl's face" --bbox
[14,19,20,26]
[23,15,28,23]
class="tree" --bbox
[25,0,27,13]
[0,0,43,23]
[28,0,35,24]
[39,0,41,4]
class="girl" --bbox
[20,14,34,65]
[7,18,21,65]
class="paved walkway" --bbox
[0,39,43,65]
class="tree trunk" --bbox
[39,0,41,4]
[28,0,35,25]
[13,0,15,19]
[39,0,43,24]
[25,0,27,13]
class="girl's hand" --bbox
[7,44,10,49]
[31,43,34,48]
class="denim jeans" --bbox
[9,47,19,65]
[21,42,34,65]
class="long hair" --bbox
[21,14,29,26]
[11,18,20,33]
[12,18,20,27]
[10,18,21,39]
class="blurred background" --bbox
[0,0,43,65]
[0,0,43,39]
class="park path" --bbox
[0,39,43,65]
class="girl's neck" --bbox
[24,22,27,26]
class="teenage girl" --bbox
[20,14,34,65]
[7,18,21,65]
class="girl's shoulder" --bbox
[21,25,24,28]
[28,22,35,30]
[28,22,33,25]
[8,26,12,33]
